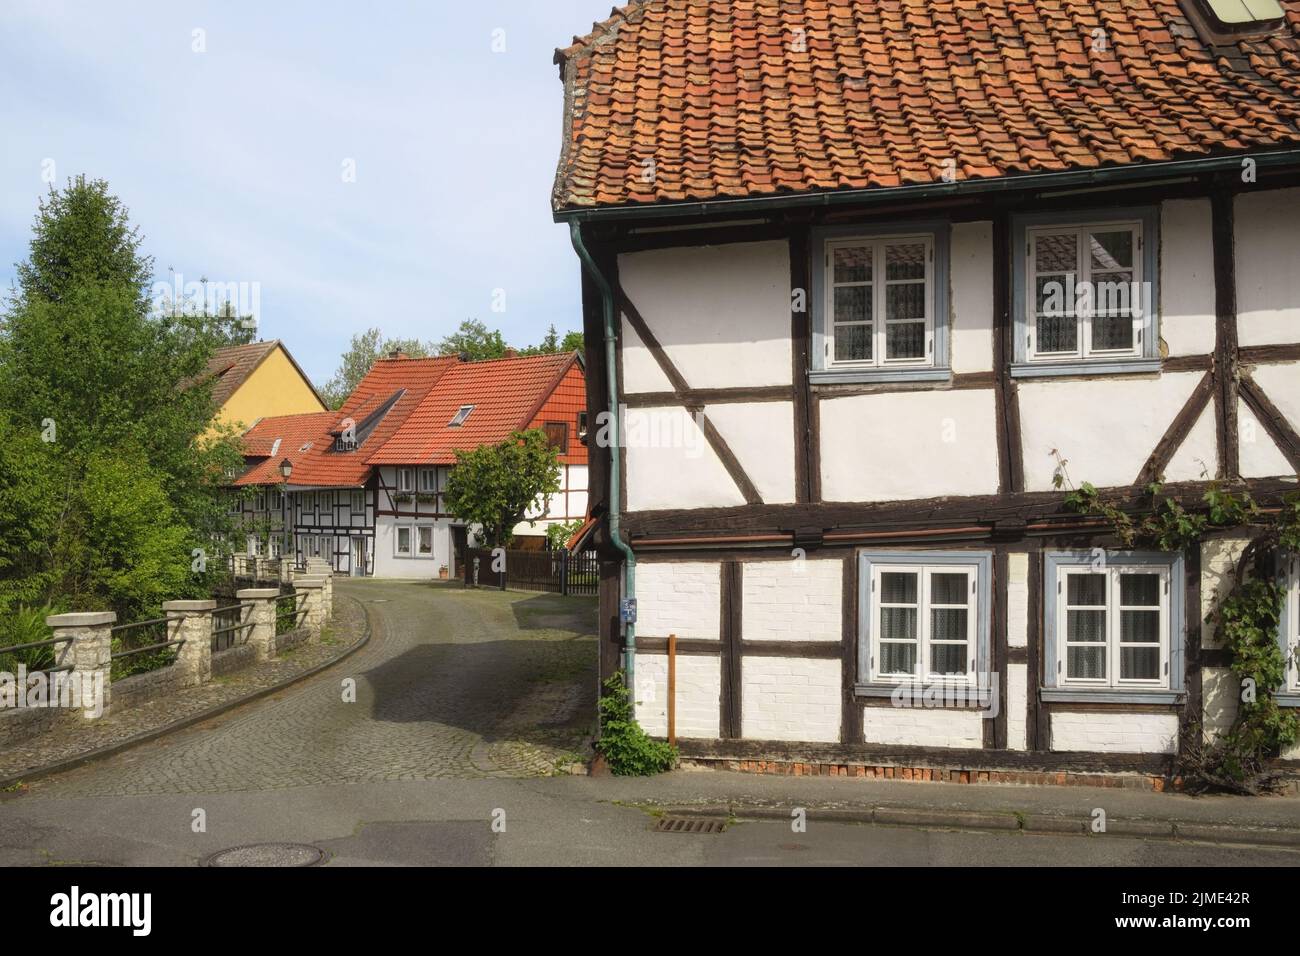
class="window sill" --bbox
[1040,688,1183,705]
[810,367,951,386]
[1011,359,1161,379]
[856,681,991,700]
[1276,693,1300,708]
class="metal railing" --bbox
[211,603,255,653]
[0,635,74,675]
[275,591,308,636]
[109,616,184,680]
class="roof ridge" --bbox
[553,0,655,69]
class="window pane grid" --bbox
[829,236,932,369]
[873,565,974,682]
[1060,566,1168,688]
[1028,222,1143,362]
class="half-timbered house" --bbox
[233,351,589,577]
[553,0,1300,775]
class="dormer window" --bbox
[448,405,474,427]
[1179,0,1285,42]
[335,436,357,452]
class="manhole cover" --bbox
[654,816,727,834]
[202,843,327,867]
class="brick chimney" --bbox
[387,350,407,360]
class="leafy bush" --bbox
[0,605,58,673]
[595,672,677,776]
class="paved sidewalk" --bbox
[0,595,368,786]
[584,768,1300,845]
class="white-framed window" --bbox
[871,564,976,683]
[418,468,436,493]
[269,537,283,559]
[350,490,365,513]
[1012,208,1158,376]
[247,535,262,556]
[397,468,414,493]
[1044,552,1183,697]
[448,405,474,427]
[267,489,283,511]
[1026,221,1144,361]
[417,526,433,556]
[395,526,412,556]
[824,234,935,370]
[254,489,267,512]
[319,536,333,559]
[304,492,316,513]
[857,551,992,690]
[227,496,243,516]
[320,491,333,510]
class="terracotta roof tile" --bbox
[552,0,1300,210]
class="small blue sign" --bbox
[619,598,637,624]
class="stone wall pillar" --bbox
[295,577,326,634]
[162,600,216,687]
[236,588,280,662]
[47,611,116,718]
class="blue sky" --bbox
[0,0,611,384]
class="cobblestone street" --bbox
[25,580,598,797]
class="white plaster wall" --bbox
[1159,199,1217,357]
[1249,363,1300,445]
[1237,399,1293,478]
[620,319,675,394]
[819,388,1000,501]
[1164,403,1218,483]
[1006,663,1028,751]
[741,657,841,742]
[741,559,841,642]
[861,706,985,748]
[633,653,721,739]
[1019,372,1202,491]
[617,241,792,389]
[1007,553,1029,649]
[372,516,451,579]
[704,402,796,504]
[1236,187,1300,347]
[1201,536,1249,649]
[1201,665,1238,741]
[636,561,721,640]
[950,221,995,374]
[625,406,747,511]
[1049,711,1179,753]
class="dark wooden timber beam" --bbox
[1211,189,1240,478]
[1135,370,1216,487]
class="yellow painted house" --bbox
[202,340,327,436]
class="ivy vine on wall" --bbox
[1052,453,1299,793]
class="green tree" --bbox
[321,327,430,408]
[0,177,242,620]
[442,429,561,547]
[560,330,584,353]
[13,175,152,309]
[436,318,507,361]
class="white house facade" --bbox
[553,0,1300,778]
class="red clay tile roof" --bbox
[234,411,339,487]
[368,352,581,466]
[235,356,459,488]
[235,353,587,485]
[199,340,325,409]
[552,0,1300,210]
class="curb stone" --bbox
[0,594,373,793]
[644,801,1300,849]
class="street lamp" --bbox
[278,459,293,569]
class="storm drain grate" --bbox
[654,816,728,834]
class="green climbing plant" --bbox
[595,672,678,776]
[1053,453,1299,793]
